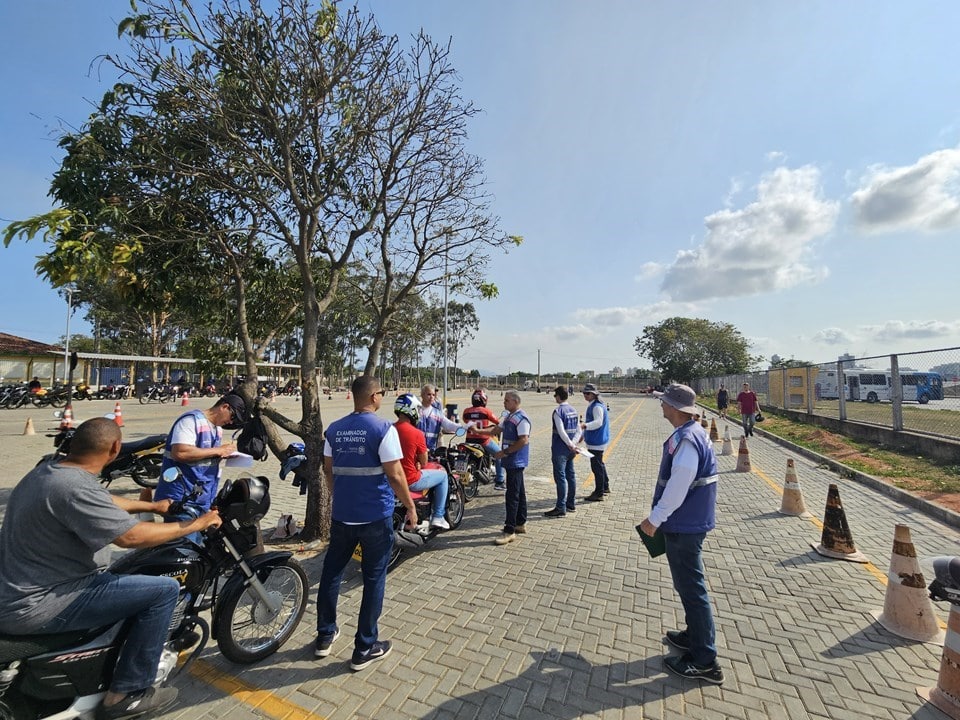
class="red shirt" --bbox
[737,391,758,414]
[394,420,427,485]
[462,405,498,444]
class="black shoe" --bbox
[96,686,179,720]
[663,654,724,685]
[602,489,611,495]
[314,627,340,658]
[350,640,392,671]
[583,493,603,502]
[566,506,576,513]
[543,508,565,518]
[665,629,690,650]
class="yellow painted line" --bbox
[188,658,327,720]
[750,458,945,627]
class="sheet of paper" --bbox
[576,447,594,458]
[225,452,254,467]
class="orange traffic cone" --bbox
[58,406,74,431]
[181,392,189,407]
[700,417,708,430]
[778,459,811,517]
[721,426,733,456]
[918,603,960,716]
[811,484,868,563]
[872,524,944,644]
[735,436,751,472]
[709,419,719,442]
[113,401,124,427]
[346,390,351,400]
[23,417,35,436]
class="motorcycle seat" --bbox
[408,489,426,501]
[0,625,114,663]
[120,434,166,453]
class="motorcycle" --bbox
[454,440,498,500]
[72,382,93,401]
[928,556,960,605]
[139,383,173,404]
[44,422,166,489]
[0,472,308,720]
[31,386,70,409]
[353,428,468,570]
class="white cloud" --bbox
[812,327,856,346]
[851,147,960,233]
[573,301,700,328]
[862,320,960,341]
[633,262,664,281]
[660,165,840,302]
[766,151,786,163]
[546,324,596,342]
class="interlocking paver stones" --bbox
[4,393,960,718]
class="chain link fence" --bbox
[700,346,960,441]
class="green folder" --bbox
[635,524,666,557]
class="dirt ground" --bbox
[798,427,960,515]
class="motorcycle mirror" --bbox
[103,413,116,421]
[455,426,467,437]
[161,467,181,484]
[53,410,63,419]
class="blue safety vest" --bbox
[583,399,610,448]
[157,410,222,513]
[653,421,718,533]
[551,402,580,454]
[501,409,531,469]
[326,412,395,523]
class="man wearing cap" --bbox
[736,382,759,437]
[640,383,723,684]
[580,383,611,501]
[156,394,244,523]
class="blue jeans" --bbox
[503,467,527,532]
[317,517,394,652]
[664,531,717,667]
[36,572,180,694]
[589,449,610,493]
[482,440,505,484]
[551,450,576,511]
[409,468,449,520]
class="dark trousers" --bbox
[664,531,717,667]
[589,449,610,494]
[504,467,527,533]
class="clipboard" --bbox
[635,524,666,558]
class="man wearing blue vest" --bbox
[314,376,417,671]
[581,383,611,501]
[491,390,531,545]
[417,384,460,451]
[639,383,723,685]
[544,386,582,518]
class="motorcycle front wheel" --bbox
[131,453,163,489]
[214,558,308,664]
[139,393,149,404]
[462,469,479,499]
[445,481,466,529]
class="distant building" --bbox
[0,332,63,384]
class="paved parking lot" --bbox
[2,390,959,719]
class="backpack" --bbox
[236,415,269,461]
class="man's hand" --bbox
[404,507,418,530]
[153,499,173,515]
[494,450,506,460]
[218,442,237,457]
[198,509,222,530]
[639,518,657,537]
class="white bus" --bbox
[844,369,943,404]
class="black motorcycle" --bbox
[0,473,308,720]
[44,423,165,489]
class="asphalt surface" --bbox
[2,391,959,719]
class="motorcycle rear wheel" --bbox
[214,558,308,664]
[462,469,479,499]
[445,482,466,529]
[131,453,163,489]
[139,393,149,404]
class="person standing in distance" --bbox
[736,382,759,437]
[581,383,611,501]
[417,384,461,452]
[314,376,417,671]
[544,386,582,518]
[716,384,729,420]
[639,383,723,685]
[490,391,531,544]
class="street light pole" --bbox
[442,232,449,408]
[63,287,74,385]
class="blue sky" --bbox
[3,1,960,375]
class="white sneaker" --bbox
[429,516,451,530]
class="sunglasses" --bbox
[372,389,386,397]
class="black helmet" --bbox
[216,475,270,526]
[471,389,488,407]
[219,393,248,429]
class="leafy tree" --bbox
[5,1,512,540]
[634,317,760,384]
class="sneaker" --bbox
[602,489,611,495]
[429,516,451,530]
[96,686,179,720]
[350,640,392,671]
[494,532,516,545]
[514,524,526,534]
[314,627,340,658]
[665,629,690,650]
[663,654,724,685]
[543,508,565,518]
[493,483,506,491]
[566,506,577,513]
[583,493,603,502]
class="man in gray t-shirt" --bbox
[0,419,222,720]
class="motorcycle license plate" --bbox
[454,459,468,472]
[352,543,362,562]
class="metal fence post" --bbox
[890,353,904,431]
[837,360,847,421]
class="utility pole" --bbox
[537,349,541,391]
